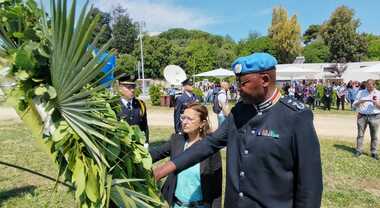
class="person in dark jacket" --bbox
[150,103,222,208]
[323,83,333,111]
[153,53,323,208]
[174,78,197,133]
[117,74,149,145]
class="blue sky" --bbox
[44,0,380,41]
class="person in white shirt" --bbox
[337,83,347,110]
[217,81,230,126]
[353,79,380,160]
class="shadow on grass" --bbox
[0,160,73,189]
[0,185,36,205]
[334,144,356,154]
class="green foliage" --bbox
[132,36,173,78]
[192,87,204,102]
[315,83,324,100]
[303,24,321,45]
[160,28,237,75]
[237,36,275,57]
[331,89,337,107]
[111,6,139,54]
[0,0,41,55]
[185,38,217,75]
[115,53,137,76]
[88,8,112,48]
[0,0,51,110]
[320,6,368,62]
[268,6,302,63]
[159,28,192,41]
[303,41,330,63]
[366,35,380,61]
[134,86,142,97]
[149,84,163,106]
[215,40,236,69]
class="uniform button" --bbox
[240,171,245,177]
[239,192,244,198]
[244,150,249,155]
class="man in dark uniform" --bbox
[117,74,149,146]
[154,53,323,208]
[323,83,333,111]
[174,78,197,133]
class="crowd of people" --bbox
[171,76,373,117]
[281,80,368,111]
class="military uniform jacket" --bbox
[149,134,222,207]
[174,91,197,133]
[118,98,149,142]
[172,96,323,208]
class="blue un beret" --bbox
[231,52,278,75]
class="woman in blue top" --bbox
[150,103,222,208]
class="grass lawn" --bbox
[0,122,75,208]
[1,123,380,207]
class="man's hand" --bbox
[372,100,380,108]
[153,161,176,181]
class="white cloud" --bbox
[93,0,216,32]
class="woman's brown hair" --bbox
[184,103,211,137]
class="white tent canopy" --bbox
[342,71,380,82]
[195,68,234,77]
[363,63,380,73]
[276,66,322,80]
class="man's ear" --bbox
[261,74,270,87]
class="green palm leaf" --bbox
[47,0,116,166]
[46,0,162,207]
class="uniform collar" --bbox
[254,88,281,112]
[121,97,133,106]
[184,91,193,97]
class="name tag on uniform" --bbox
[254,128,280,139]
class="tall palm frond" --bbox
[47,0,162,207]
[48,0,117,166]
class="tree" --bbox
[237,36,275,57]
[185,38,217,75]
[303,40,330,63]
[88,8,112,47]
[158,28,237,71]
[132,36,173,78]
[368,39,380,61]
[268,6,302,63]
[115,53,137,75]
[303,24,321,45]
[159,28,192,42]
[364,34,380,61]
[168,44,187,69]
[215,40,236,69]
[111,6,139,54]
[320,6,368,62]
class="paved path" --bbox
[0,107,21,122]
[0,106,370,140]
[147,108,367,140]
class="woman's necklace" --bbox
[184,138,200,150]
